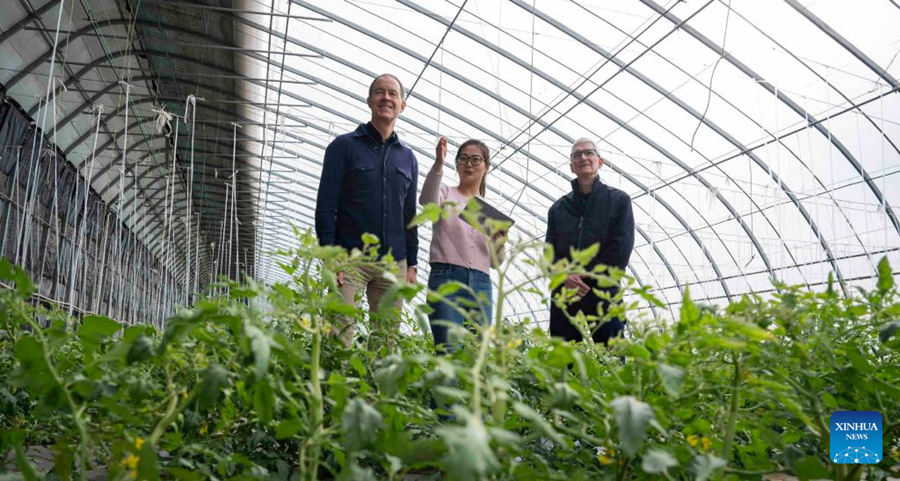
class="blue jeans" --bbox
[427,262,493,351]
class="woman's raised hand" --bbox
[435,136,448,167]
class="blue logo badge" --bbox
[830,411,882,464]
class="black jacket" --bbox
[545,176,634,342]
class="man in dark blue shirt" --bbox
[315,73,419,346]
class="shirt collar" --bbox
[353,122,399,145]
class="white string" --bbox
[18,0,67,273]
[115,80,131,319]
[230,122,242,287]
[184,94,197,304]
[67,104,103,319]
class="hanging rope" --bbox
[151,104,174,135]
[67,104,103,319]
[230,122,241,285]
[18,0,68,273]
[110,80,132,318]
[184,94,197,304]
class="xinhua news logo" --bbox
[830,411,882,464]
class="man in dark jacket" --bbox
[545,138,634,345]
[315,73,419,346]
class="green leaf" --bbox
[641,449,678,474]
[77,315,120,354]
[196,364,229,410]
[794,455,830,481]
[877,256,894,294]
[253,379,275,424]
[679,287,700,331]
[349,354,367,376]
[634,286,666,309]
[570,242,600,267]
[436,410,500,480]
[657,364,684,397]
[361,232,380,247]
[78,315,121,338]
[376,283,402,319]
[126,336,154,365]
[437,281,465,297]
[246,325,271,379]
[137,441,160,481]
[374,359,406,397]
[513,402,566,446]
[0,258,35,297]
[342,398,383,451]
[611,396,654,457]
[275,418,304,439]
[409,203,443,227]
[549,273,567,291]
[691,454,727,481]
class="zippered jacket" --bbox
[315,122,419,267]
[545,176,634,341]
[545,176,634,272]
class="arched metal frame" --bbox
[1,0,896,322]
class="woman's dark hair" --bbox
[456,139,490,197]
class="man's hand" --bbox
[435,136,447,170]
[406,266,417,284]
[336,271,344,287]
[565,274,590,297]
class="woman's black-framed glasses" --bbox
[456,155,485,166]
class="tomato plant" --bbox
[1,231,898,480]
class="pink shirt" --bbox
[419,168,501,274]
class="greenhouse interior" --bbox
[0,0,898,479]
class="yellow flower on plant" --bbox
[301,317,311,329]
[199,425,208,435]
[134,437,145,450]
[121,454,139,470]
[701,437,712,451]
[597,454,614,465]
[687,434,699,447]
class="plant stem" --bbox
[304,259,323,481]
[720,352,741,462]
[27,317,90,481]
[471,324,494,416]
[148,365,195,446]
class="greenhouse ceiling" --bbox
[1,0,898,323]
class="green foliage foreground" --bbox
[1,231,899,480]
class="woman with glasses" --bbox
[419,137,504,352]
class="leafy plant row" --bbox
[1,230,898,480]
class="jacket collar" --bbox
[570,175,603,198]
[353,122,399,145]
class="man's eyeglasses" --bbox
[456,155,485,166]
[570,149,598,161]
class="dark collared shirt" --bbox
[315,122,419,267]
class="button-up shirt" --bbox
[315,122,419,267]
